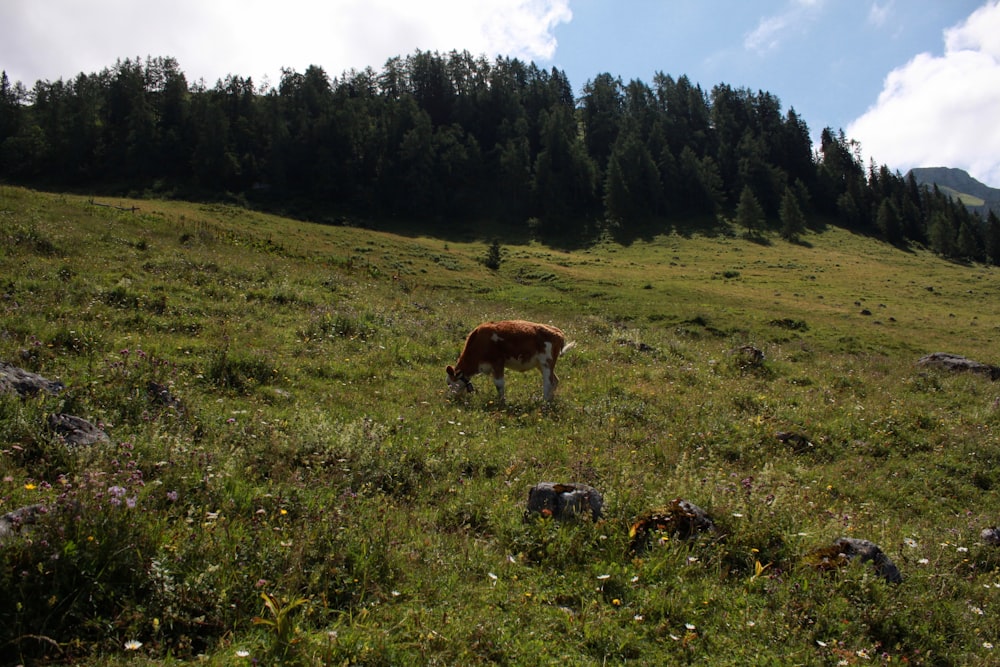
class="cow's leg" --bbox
[493,368,506,402]
[542,365,558,401]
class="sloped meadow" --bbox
[2,186,1000,665]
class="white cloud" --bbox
[847,1,1000,187]
[744,0,825,53]
[0,0,572,88]
[868,1,893,27]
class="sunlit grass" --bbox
[1,186,1000,664]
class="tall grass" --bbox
[1,186,999,665]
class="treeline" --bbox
[1,52,997,259]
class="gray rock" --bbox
[629,498,716,551]
[0,504,46,546]
[807,537,903,584]
[48,413,109,447]
[917,352,1000,380]
[0,361,65,396]
[981,527,1000,546]
[147,381,184,412]
[526,482,604,521]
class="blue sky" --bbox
[2,0,999,186]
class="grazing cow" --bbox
[447,320,574,401]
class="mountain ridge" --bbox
[908,166,1000,217]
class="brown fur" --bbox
[446,320,573,401]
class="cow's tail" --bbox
[561,340,577,355]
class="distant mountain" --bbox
[908,167,1000,218]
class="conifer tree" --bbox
[779,186,806,242]
[736,185,765,238]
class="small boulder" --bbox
[630,498,716,551]
[0,504,46,546]
[0,362,65,397]
[732,345,765,370]
[804,537,902,584]
[525,482,604,521]
[917,353,1000,381]
[981,527,1000,546]
[48,413,109,447]
[147,380,184,412]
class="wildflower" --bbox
[970,606,985,615]
[124,639,143,650]
[597,574,611,580]
[904,538,918,548]
[817,640,827,647]
[24,483,36,490]
[985,642,994,649]
[235,649,250,658]
[126,496,137,509]
[918,558,930,565]
[685,623,696,631]
[634,615,644,622]
[166,490,178,502]
[957,546,969,553]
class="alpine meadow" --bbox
[2,185,1000,665]
[3,51,1000,666]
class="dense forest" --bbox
[1,52,998,260]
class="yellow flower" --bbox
[24,483,36,490]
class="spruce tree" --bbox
[736,185,765,238]
[779,186,806,242]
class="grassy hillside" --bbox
[2,186,1000,665]
[937,185,986,208]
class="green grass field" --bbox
[2,186,1000,665]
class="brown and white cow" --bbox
[446,320,574,401]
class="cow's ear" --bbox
[446,365,456,379]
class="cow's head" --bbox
[446,365,474,394]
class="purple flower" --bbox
[166,490,179,502]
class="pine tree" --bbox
[876,199,903,245]
[986,210,1000,266]
[736,185,765,238]
[779,186,806,242]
